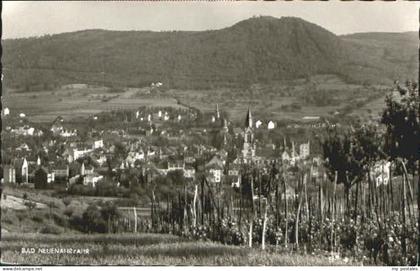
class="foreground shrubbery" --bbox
[172,212,417,266]
[1,233,350,265]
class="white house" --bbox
[92,139,104,150]
[183,166,196,179]
[83,174,103,187]
[22,158,29,183]
[209,167,222,183]
[3,107,10,116]
[3,165,16,183]
[168,161,185,171]
[299,142,310,159]
[231,175,241,188]
[73,148,93,160]
[47,172,55,183]
[163,112,170,121]
[281,151,290,162]
[205,156,224,183]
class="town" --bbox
[1,102,315,195]
[1,2,418,266]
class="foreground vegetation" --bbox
[1,233,353,265]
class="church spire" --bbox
[81,162,85,175]
[216,104,220,119]
[245,108,253,128]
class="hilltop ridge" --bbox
[2,16,417,91]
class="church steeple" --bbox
[245,108,253,128]
[242,108,256,163]
[216,104,220,120]
[223,118,228,132]
[81,162,85,176]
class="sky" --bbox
[2,1,419,39]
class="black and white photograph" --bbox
[1,1,419,268]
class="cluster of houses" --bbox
[2,105,316,195]
[2,109,43,137]
[51,116,78,137]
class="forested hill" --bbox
[3,16,418,91]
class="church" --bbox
[242,108,256,163]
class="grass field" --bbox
[1,186,117,234]
[3,75,389,123]
[1,233,355,265]
[3,86,185,123]
[168,75,389,123]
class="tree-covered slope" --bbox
[2,16,417,91]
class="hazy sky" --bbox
[2,1,419,39]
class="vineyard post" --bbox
[192,184,198,227]
[295,173,304,250]
[361,180,366,220]
[381,181,385,221]
[182,184,188,229]
[249,218,253,248]
[171,199,175,233]
[151,190,155,228]
[319,174,324,222]
[156,196,162,231]
[275,177,279,227]
[258,170,262,216]
[318,175,324,250]
[368,171,372,218]
[249,172,255,248]
[354,180,359,220]
[133,206,137,233]
[345,172,350,216]
[201,176,204,225]
[417,86,420,266]
[389,165,394,211]
[262,198,269,250]
[417,159,420,266]
[401,161,415,225]
[331,171,338,253]
[128,214,131,232]
[374,174,379,219]
[167,195,170,230]
[251,174,255,213]
[305,168,310,221]
[230,188,234,218]
[401,160,414,202]
[239,180,243,229]
[283,175,288,248]
[401,162,407,258]
[178,191,183,231]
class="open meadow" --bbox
[3,75,389,124]
[1,233,355,265]
[3,85,185,123]
[164,75,388,123]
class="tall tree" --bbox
[380,80,419,264]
